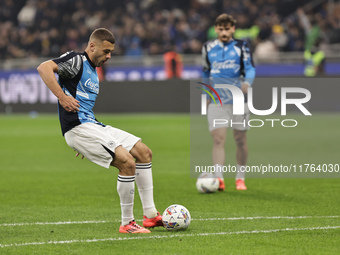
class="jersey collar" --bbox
[83,51,96,69]
[218,38,234,48]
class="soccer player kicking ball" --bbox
[37,28,162,233]
[201,14,256,190]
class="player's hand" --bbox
[59,94,80,113]
[74,149,84,159]
[241,82,250,94]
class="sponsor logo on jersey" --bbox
[84,78,99,94]
[211,60,240,74]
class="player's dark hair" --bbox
[215,14,236,27]
[90,28,115,44]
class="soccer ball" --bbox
[196,172,219,193]
[162,204,191,231]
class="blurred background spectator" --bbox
[0,0,339,59]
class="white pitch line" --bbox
[1,225,339,248]
[0,215,339,227]
[0,220,112,227]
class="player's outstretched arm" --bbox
[37,60,80,113]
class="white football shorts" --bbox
[207,103,250,131]
[64,122,141,169]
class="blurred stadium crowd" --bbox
[0,0,340,59]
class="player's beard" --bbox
[219,34,232,43]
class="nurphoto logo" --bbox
[198,82,312,127]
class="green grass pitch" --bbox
[0,113,339,254]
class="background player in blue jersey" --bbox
[37,28,163,234]
[202,14,256,191]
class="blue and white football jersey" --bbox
[53,51,104,135]
[202,39,256,104]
